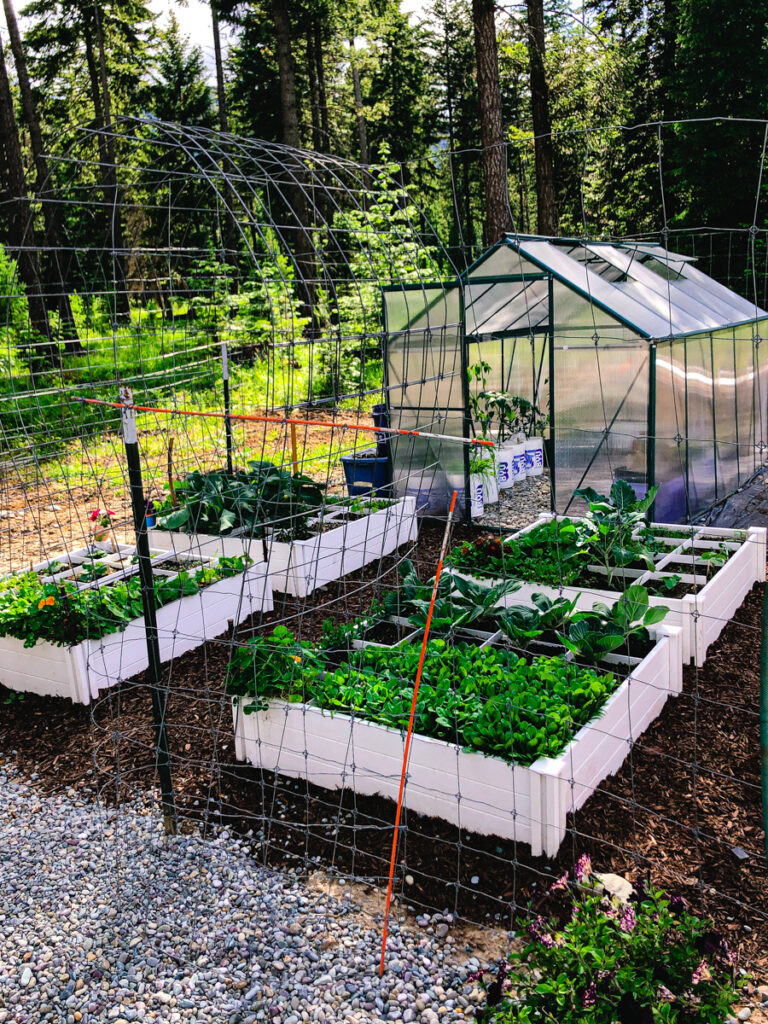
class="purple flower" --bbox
[575,854,592,882]
[527,916,554,948]
[669,894,687,916]
[581,981,597,1008]
[657,985,675,1002]
[618,904,636,933]
[691,959,712,985]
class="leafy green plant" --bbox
[226,637,618,766]
[473,857,743,1023]
[0,554,253,648]
[449,519,590,588]
[382,559,521,633]
[575,480,659,585]
[227,625,323,712]
[154,462,325,540]
[558,586,668,663]
[497,593,579,650]
[469,451,495,476]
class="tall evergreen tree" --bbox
[472,0,513,241]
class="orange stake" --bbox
[379,490,458,978]
[76,397,494,449]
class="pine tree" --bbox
[149,14,214,126]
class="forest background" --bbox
[1,0,768,460]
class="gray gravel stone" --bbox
[477,476,550,532]
[0,763,492,1022]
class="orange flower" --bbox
[37,598,45,611]
[45,595,55,606]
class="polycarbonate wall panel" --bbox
[734,325,758,481]
[712,329,739,498]
[465,279,549,334]
[383,284,462,334]
[384,285,465,516]
[654,340,690,521]
[389,410,467,515]
[466,245,542,279]
[684,333,717,513]
[553,343,649,513]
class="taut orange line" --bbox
[378,489,458,978]
[76,397,495,448]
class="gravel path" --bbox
[0,765,493,1024]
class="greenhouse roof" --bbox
[465,235,768,339]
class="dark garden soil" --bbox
[1,520,767,975]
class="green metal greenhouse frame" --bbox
[382,235,768,521]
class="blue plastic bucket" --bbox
[341,451,390,496]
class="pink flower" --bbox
[575,854,592,882]
[692,959,712,985]
[550,872,569,893]
[657,985,675,1002]
[581,981,597,1008]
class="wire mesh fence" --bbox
[2,117,768,1015]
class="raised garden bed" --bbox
[451,515,766,666]
[149,496,418,597]
[0,550,272,704]
[231,626,682,857]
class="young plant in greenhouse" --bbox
[472,858,743,1023]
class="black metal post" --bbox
[222,341,234,475]
[120,386,177,835]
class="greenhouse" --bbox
[383,235,768,520]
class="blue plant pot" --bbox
[341,451,390,497]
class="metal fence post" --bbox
[120,385,177,835]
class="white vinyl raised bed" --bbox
[149,496,419,598]
[455,516,766,666]
[232,625,682,857]
[0,552,273,704]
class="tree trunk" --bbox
[307,33,322,152]
[313,23,329,151]
[272,0,301,150]
[0,33,57,367]
[525,0,557,236]
[92,2,131,321]
[349,38,368,164]
[212,9,240,277]
[2,0,81,352]
[271,0,315,318]
[212,11,229,134]
[472,0,513,243]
